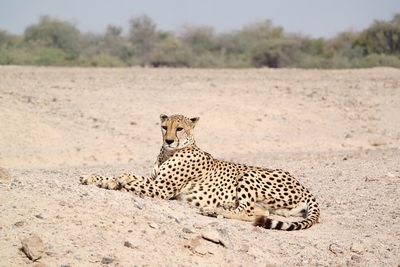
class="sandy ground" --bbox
[0,66,399,266]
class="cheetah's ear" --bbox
[190,117,200,127]
[160,114,169,122]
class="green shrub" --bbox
[78,54,126,67]
[356,53,400,68]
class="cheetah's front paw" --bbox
[79,174,97,185]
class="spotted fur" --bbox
[80,114,320,230]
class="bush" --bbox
[24,16,81,59]
[356,53,400,68]
[251,38,302,68]
[1,13,400,68]
[78,54,127,67]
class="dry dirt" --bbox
[0,66,399,267]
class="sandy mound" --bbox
[0,66,399,266]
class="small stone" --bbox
[35,214,44,219]
[369,139,386,147]
[101,256,114,264]
[351,255,362,262]
[182,227,194,234]
[364,176,377,182]
[193,223,204,229]
[21,235,45,261]
[14,221,25,227]
[124,241,137,249]
[148,222,158,229]
[350,242,364,254]
[329,243,344,254]
[133,201,144,210]
[201,230,226,247]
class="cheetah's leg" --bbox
[81,171,179,200]
[272,202,307,218]
[201,178,260,222]
[80,173,137,191]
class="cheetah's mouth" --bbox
[164,140,183,150]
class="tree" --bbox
[128,15,157,66]
[355,13,400,55]
[24,16,81,59]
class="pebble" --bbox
[35,214,44,219]
[351,255,362,262]
[329,243,345,254]
[193,223,204,229]
[148,222,159,229]
[201,229,226,247]
[101,256,114,264]
[21,235,45,261]
[182,227,194,234]
[14,221,25,227]
[369,139,386,147]
[350,242,365,254]
[124,241,138,249]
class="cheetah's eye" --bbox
[161,126,167,130]
[176,127,183,132]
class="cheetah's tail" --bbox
[253,196,320,231]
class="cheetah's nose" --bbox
[165,139,174,145]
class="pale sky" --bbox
[0,0,399,38]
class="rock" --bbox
[201,229,226,247]
[350,242,365,254]
[344,133,352,139]
[21,235,45,261]
[101,256,114,264]
[329,243,344,254]
[369,139,386,147]
[124,241,138,249]
[35,214,44,219]
[182,227,194,234]
[351,255,362,262]
[364,176,377,182]
[192,223,204,229]
[14,221,25,227]
[148,222,159,229]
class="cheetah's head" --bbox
[160,114,199,150]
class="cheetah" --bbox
[80,114,320,231]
